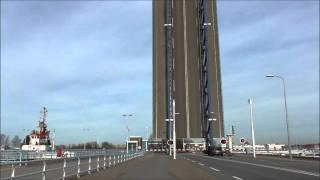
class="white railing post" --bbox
[62,158,66,180]
[117,155,119,164]
[113,155,115,167]
[19,151,22,167]
[103,155,106,169]
[88,156,91,175]
[77,157,80,179]
[97,156,100,172]
[10,164,15,180]
[42,160,46,180]
[121,154,122,163]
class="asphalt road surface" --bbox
[182,153,320,180]
[2,153,319,180]
[79,152,319,180]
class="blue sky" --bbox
[1,1,319,145]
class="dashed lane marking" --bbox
[232,176,243,180]
[194,155,320,177]
[198,163,204,166]
[209,167,220,172]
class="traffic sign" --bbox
[240,137,245,144]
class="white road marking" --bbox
[197,155,320,177]
[232,176,243,180]
[198,163,204,166]
[209,167,220,172]
[191,160,196,163]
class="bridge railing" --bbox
[0,149,123,165]
[0,151,144,180]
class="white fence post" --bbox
[97,156,100,172]
[77,157,80,179]
[103,155,106,169]
[10,164,15,180]
[19,152,22,167]
[62,158,66,180]
[88,156,91,175]
[113,155,115,166]
[42,160,46,180]
[116,155,118,164]
[108,156,111,168]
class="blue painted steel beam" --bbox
[199,0,214,144]
[164,0,173,140]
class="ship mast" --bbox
[40,107,48,123]
[39,107,48,137]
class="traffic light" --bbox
[220,139,227,144]
[240,138,245,144]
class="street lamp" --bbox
[145,126,149,152]
[122,114,134,141]
[265,74,292,160]
[82,128,90,150]
[248,98,256,158]
[122,114,134,153]
[165,99,179,160]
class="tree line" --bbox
[0,133,22,149]
[57,141,117,149]
[1,133,118,150]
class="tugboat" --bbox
[21,107,54,151]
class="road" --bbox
[79,152,319,180]
[1,152,319,180]
[182,153,320,180]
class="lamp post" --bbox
[52,129,56,150]
[173,100,180,160]
[122,114,133,153]
[122,114,133,141]
[248,98,256,158]
[146,126,149,152]
[82,128,90,150]
[265,74,292,160]
[165,99,178,160]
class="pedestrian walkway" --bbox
[79,153,215,180]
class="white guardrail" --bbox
[0,151,144,180]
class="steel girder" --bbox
[199,0,213,142]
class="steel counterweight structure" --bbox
[153,0,224,140]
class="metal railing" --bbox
[0,151,144,180]
[0,149,124,164]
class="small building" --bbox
[127,136,143,153]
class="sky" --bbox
[1,0,319,145]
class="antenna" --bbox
[40,107,48,122]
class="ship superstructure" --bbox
[21,107,54,151]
